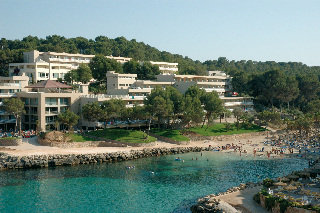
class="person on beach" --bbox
[253,148,256,157]
[267,151,270,158]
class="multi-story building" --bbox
[0,74,30,131]
[150,61,179,74]
[9,50,131,82]
[156,74,232,96]
[105,71,253,112]
[16,80,88,131]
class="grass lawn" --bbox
[187,123,265,136]
[151,129,190,142]
[87,129,156,143]
[66,133,98,142]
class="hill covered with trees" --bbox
[1,35,320,111]
[2,35,320,77]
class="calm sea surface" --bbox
[0,152,307,213]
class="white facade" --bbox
[105,71,253,111]
[156,74,232,96]
[9,50,132,82]
[150,61,179,74]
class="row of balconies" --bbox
[0,83,20,87]
[49,58,90,63]
[224,101,254,106]
[159,67,179,71]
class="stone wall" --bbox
[0,138,22,146]
[0,146,210,170]
[190,182,259,213]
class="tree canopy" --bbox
[3,35,320,78]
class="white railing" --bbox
[0,83,20,87]
[224,101,254,106]
[81,94,147,101]
[159,67,178,71]
[45,111,58,115]
[49,58,90,63]
[203,88,226,93]
[0,93,16,97]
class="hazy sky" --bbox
[1,0,319,65]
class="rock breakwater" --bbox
[0,146,210,170]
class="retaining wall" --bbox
[0,146,210,170]
[0,138,22,146]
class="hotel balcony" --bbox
[159,67,178,71]
[224,101,254,107]
[0,93,17,97]
[0,83,20,87]
[202,88,226,93]
[49,58,90,63]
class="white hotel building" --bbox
[150,61,179,74]
[105,71,254,112]
[9,50,131,82]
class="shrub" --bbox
[263,178,274,188]
[278,198,291,213]
[253,193,261,204]
[260,188,269,196]
[265,195,279,211]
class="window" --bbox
[45,107,58,114]
[60,98,69,105]
[45,98,57,105]
[30,107,38,114]
[60,106,69,113]
[38,72,47,78]
[46,116,57,123]
[24,107,29,114]
[30,115,38,122]
[23,98,29,105]
[30,98,38,105]
[53,73,59,78]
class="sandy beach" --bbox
[0,134,278,158]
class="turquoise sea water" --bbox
[0,152,307,213]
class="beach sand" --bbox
[0,134,276,157]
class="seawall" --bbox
[0,146,210,170]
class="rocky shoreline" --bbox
[0,146,210,170]
[190,182,261,213]
[190,160,320,213]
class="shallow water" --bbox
[0,152,307,213]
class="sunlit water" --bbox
[0,152,307,213]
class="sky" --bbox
[1,0,320,65]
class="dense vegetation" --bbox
[81,86,224,130]
[1,35,320,130]
[2,35,320,78]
